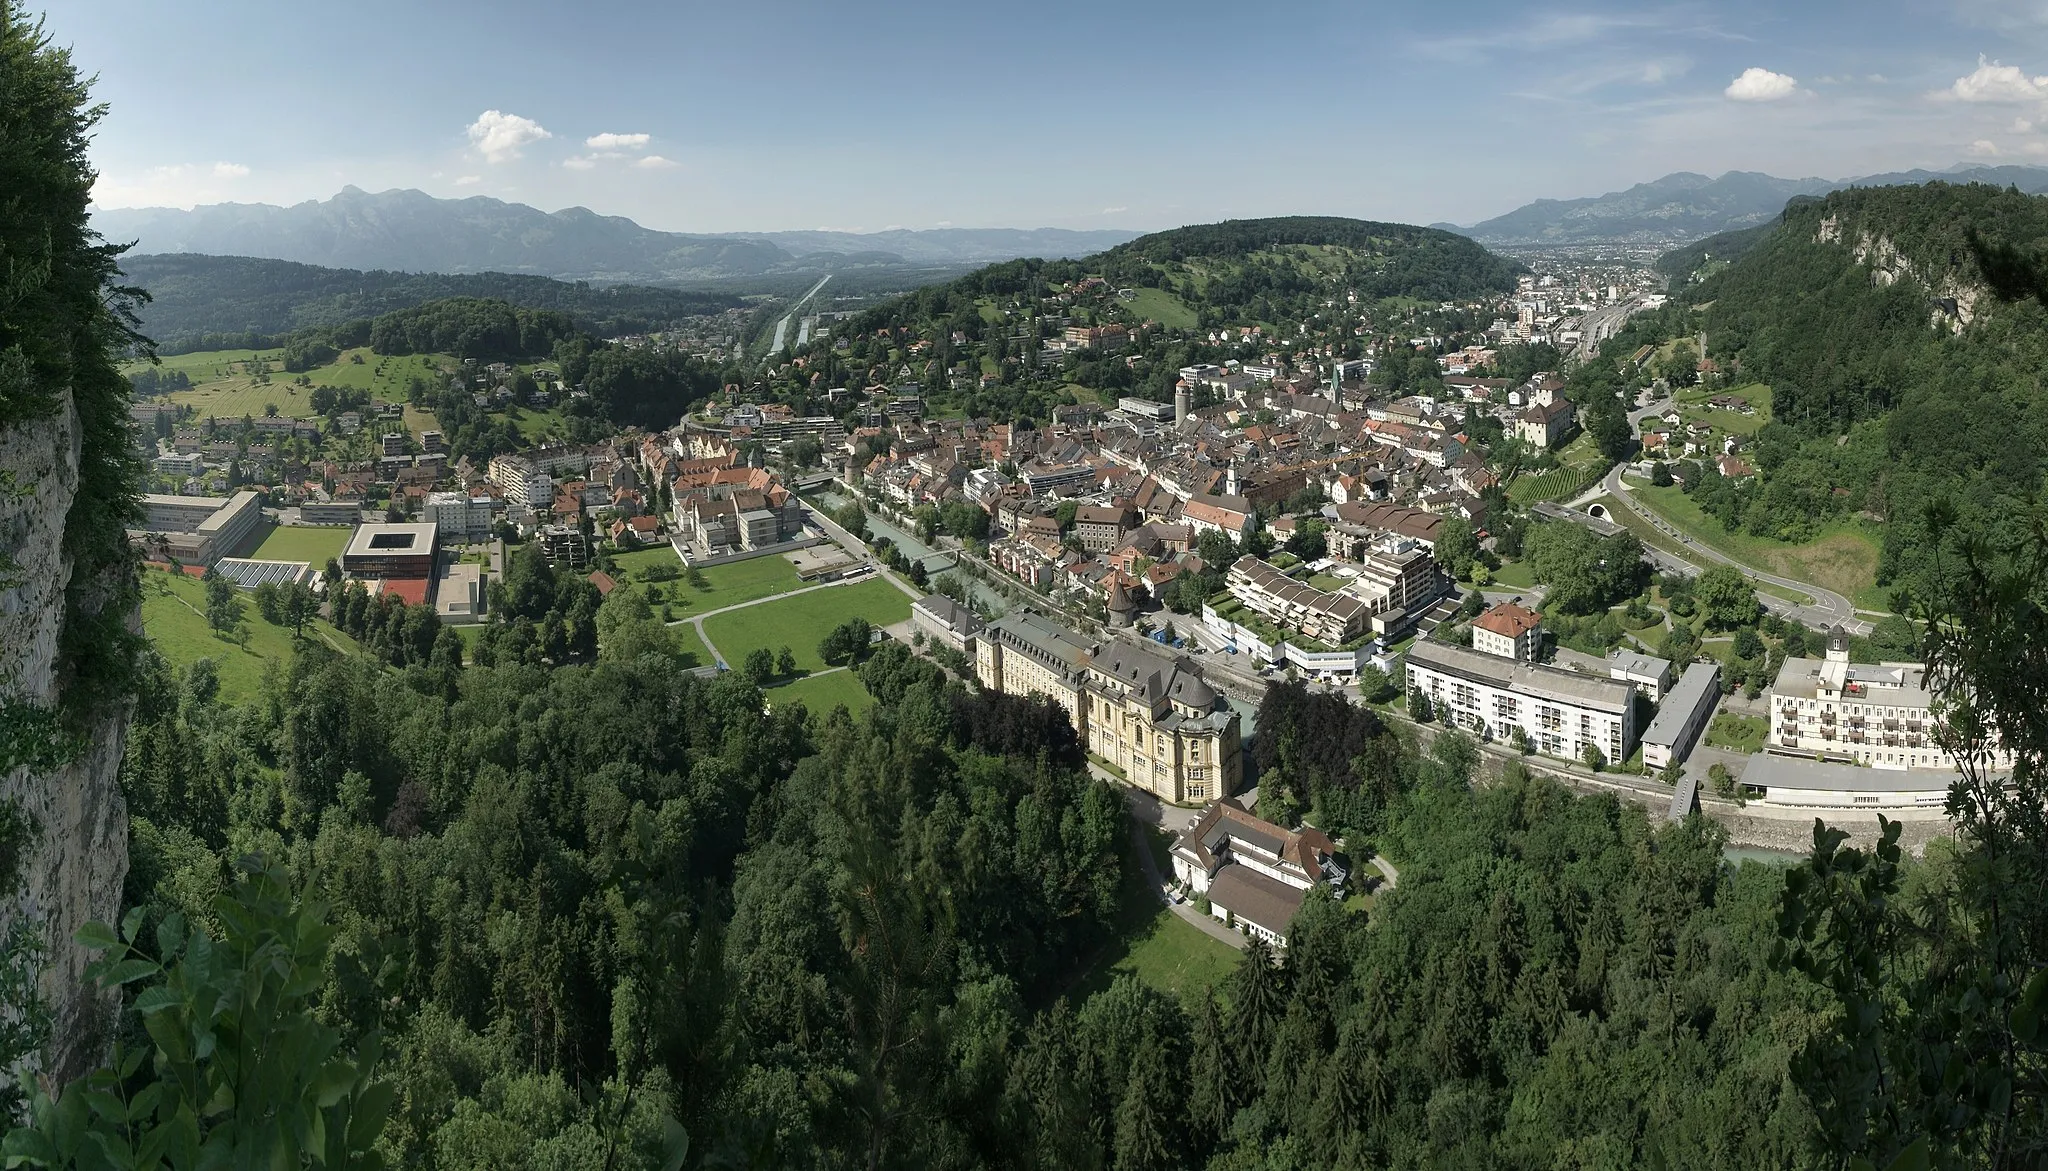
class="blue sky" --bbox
[48,0,2048,232]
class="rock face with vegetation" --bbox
[0,8,143,1084]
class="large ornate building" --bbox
[1767,626,2006,772]
[975,612,1242,805]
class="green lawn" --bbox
[139,568,359,704]
[1628,483,1882,604]
[1072,826,1241,1004]
[129,346,456,433]
[248,522,353,565]
[672,555,807,611]
[1489,559,1538,589]
[764,668,873,716]
[1119,287,1198,331]
[703,577,913,674]
[669,622,714,666]
[1705,712,1766,754]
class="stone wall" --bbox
[0,378,131,1083]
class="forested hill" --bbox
[1635,181,2048,592]
[117,253,743,353]
[850,216,1519,352]
[1091,216,1524,304]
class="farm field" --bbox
[702,577,912,675]
[139,568,359,704]
[763,668,873,716]
[1119,287,1198,331]
[127,347,455,425]
[1507,433,1608,505]
[247,523,353,565]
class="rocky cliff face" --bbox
[0,375,130,1083]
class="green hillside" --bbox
[119,253,742,353]
[1627,181,2048,599]
[818,216,1521,422]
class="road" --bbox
[1600,462,1868,634]
[1108,778,1249,951]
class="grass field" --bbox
[679,555,806,610]
[139,568,358,704]
[1674,383,1773,438]
[130,346,456,434]
[764,668,873,716]
[1119,287,1198,331]
[1628,483,1882,602]
[247,523,353,565]
[1072,826,1241,1004]
[1705,712,1767,754]
[1489,559,1539,589]
[703,577,912,674]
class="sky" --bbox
[47,0,2048,234]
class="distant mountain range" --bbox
[1448,165,2048,246]
[90,187,1142,283]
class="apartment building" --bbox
[1766,626,2004,771]
[1406,639,1638,765]
[1226,557,1369,645]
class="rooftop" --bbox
[1206,865,1307,936]
[1406,639,1636,714]
[1642,661,1722,747]
[1474,601,1542,639]
[1740,753,1959,796]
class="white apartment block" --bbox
[1767,627,2005,772]
[486,454,553,508]
[1406,639,1637,765]
[423,492,496,544]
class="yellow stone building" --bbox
[975,612,1242,805]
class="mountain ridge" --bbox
[1461,164,2048,245]
[90,187,1142,283]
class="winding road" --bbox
[1597,462,1869,635]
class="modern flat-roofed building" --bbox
[298,500,364,526]
[1171,802,1344,948]
[1767,626,2003,772]
[434,560,484,624]
[1642,661,1721,770]
[1406,638,1638,765]
[1609,650,1675,701]
[341,522,437,578]
[134,490,263,565]
[1738,754,1955,813]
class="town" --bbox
[120,245,1954,956]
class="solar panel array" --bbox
[213,558,310,589]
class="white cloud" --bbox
[466,110,551,163]
[1949,56,2048,101]
[634,155,679,170]
[1725,67,1799,101]
[586,132,650,150]
[562,155,599,171]
[211,161,249,179]
[1971,138,2003,156]
[1101,206,1128,214]
[455,174,482,186]
[2017,116,2037,131]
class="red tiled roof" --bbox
[1475,601,1542,638]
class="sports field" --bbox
[247,523,353,565]
[702,577,912,674]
